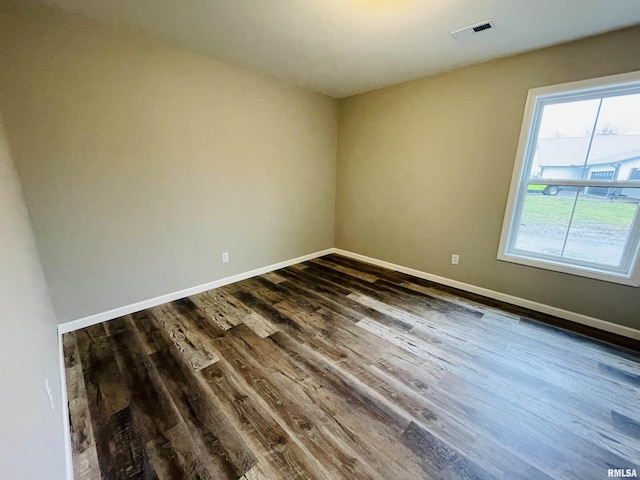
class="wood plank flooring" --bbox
[63,254,640,479]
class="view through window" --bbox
[499,72,640,285]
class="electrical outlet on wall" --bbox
[221,252,230,263]
[451,254,460,265]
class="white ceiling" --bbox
[37,0,640,98]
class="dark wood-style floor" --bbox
[63,254,640,480]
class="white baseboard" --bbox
[58,331,74,480]
[56,245,637,478]
[58,245,640,340]
[57,248,333,335]
[334,248,640,341]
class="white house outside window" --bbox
[498,71,640,286]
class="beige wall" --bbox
[336,26,640,330]
[0,114,66,479]
[0,1,338,322]
[1,1,638,333]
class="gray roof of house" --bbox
[537,135,640,167]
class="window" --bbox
[498,71,640,286]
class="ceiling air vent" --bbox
[450,19,495,39]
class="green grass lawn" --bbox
[521,195,638,229]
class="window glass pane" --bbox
[563,188,639,266]
[533,100,600,181]
[513,186,577,256]
[513,186,640,268]
[585,94,640,183]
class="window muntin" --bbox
[499,72,640,286]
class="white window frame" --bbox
[498,70,640,287]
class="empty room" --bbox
[1,0,640,479]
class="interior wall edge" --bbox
[334,248,640,341]
[57,248,334,335]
